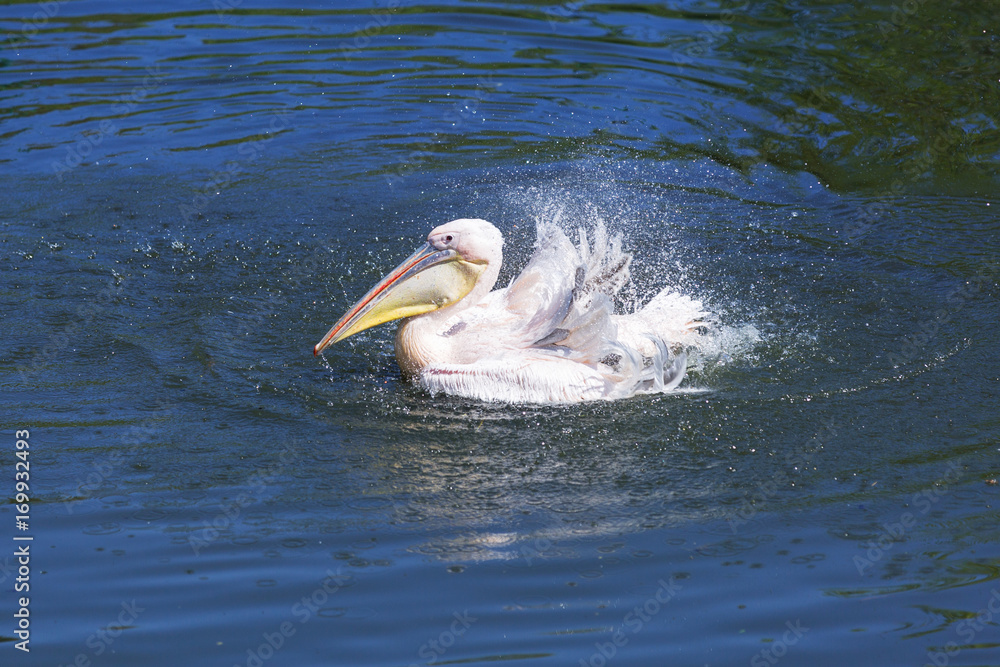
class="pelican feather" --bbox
[315,217,706,404]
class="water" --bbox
[3,1,999,665]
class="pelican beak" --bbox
[314,242,486,355]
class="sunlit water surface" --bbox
[2,1,999,665]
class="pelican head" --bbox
[314,218,503,355]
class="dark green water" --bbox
[2,1,999,665]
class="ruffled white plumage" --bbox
[405,219,705,403]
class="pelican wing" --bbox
[436,220,656,369]
[501,220,633,362]
[502,223,578,347]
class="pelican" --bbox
[314,218,706,403]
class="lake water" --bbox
[3,1,999,665]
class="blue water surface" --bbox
[2,1,999,666]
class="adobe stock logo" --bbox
[579,577,682,667]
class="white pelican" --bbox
[314,218,706,403]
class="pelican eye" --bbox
[430,231,460,250]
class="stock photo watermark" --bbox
[853,458,963,575]
[520,535,557,566]
[17,273,128,382]
[887,263,1000,368]
[178,108,293,224]
[62,401,175,513]
[727,418,838,532]
[213,0,242,18]
[922,586,1000,667]
[218,240,333,350]
[545,2,583,29]
[876,0,930,36]
[384,73,497,185]
[5,0,69,50]
[579,576,682,667]
[338,0,399,59]
[841,121,970,241]
[233,567,352,667]
[188,442,301,555]
[675,0,751,64]
[12,430,32,653]
[56,600,144,667]
[407,611,477,667]
[51,66,169,181]
[750,619,809,667]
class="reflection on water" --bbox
[3,1,999,666]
